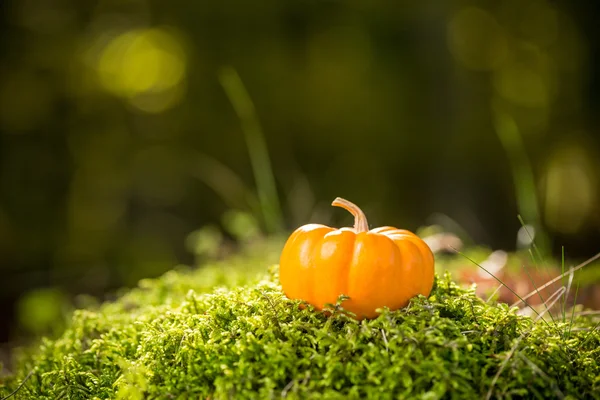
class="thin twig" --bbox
[485,284,503,304]
[381,329,389,352]
[1,369,34,400]
[281,379,295,398]
[574,311,600,317]
[521,263,556,324]
[511,252,600,308]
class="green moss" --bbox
[1,250,599,399]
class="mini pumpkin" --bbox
[279,197,434,319]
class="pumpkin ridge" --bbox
[307,227,336,306]
[312,228,355,309]
[396,239,425,297]
[309,233,327,307]
[339,230,356,309]
[388,232,434,298]
[388,234,409,310]
[345,233,366,317]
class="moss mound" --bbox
[1,255,599,399]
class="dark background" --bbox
[1,0,599,345]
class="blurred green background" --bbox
[1,0,599,345]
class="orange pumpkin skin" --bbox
[279,198,434,320]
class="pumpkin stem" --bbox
[331,197,369,232]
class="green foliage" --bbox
[1,256,599,399]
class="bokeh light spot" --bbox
[17,288,67,334]
[185,226,223,259]
[543,143,597,234]
[96,27,187,112]
[516,225,535,248]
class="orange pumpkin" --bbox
[279,197,435,319]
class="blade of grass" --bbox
[517,215,554,287]
[561,246,566,323]
[562,267,575,338]
[452,248,550,328]
[218,66,283,234]
[517,215,547,266]
[516,214,556,308]
[578,320,600,350]
[567,282,580,340]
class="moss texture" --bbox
[1,251,599,399]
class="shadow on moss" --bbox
[1,258,599,399]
